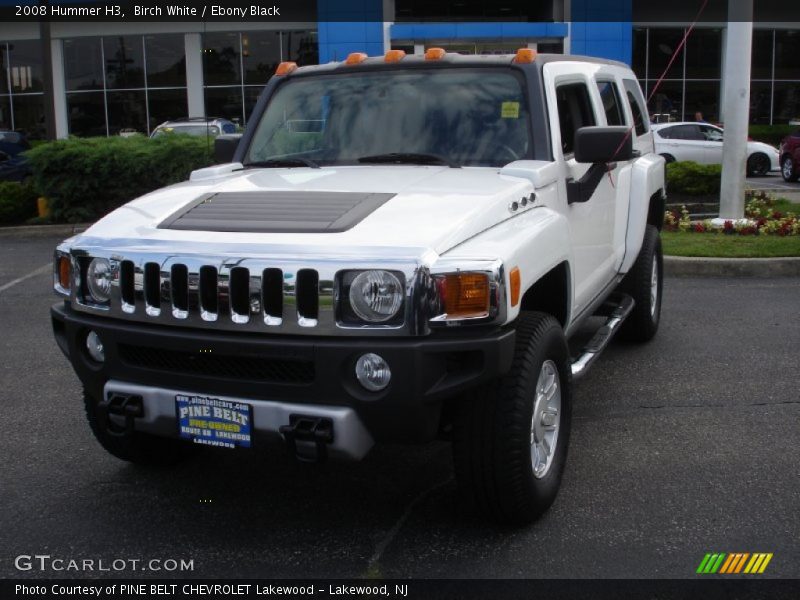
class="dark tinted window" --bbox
[104,36,145,89]
[203,32,241,86]
[623,79,649,135]
[8,39,43,93]
[556,83,596,154]
[64,37,104,91]
[596,80,625,126]
[661,124,703,140]
[145,34,186,88]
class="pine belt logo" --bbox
[696,553,773,575]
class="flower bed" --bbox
[664,191,799,237]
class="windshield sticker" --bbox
[501,102,520,119]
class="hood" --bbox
[74,165,533,259]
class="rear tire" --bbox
[782,156,799,182]
[618,224,663,342]
[660,153,676,164]
[84,389,196,466]
[453,312,572,525]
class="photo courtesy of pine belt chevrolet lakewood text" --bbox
[51,49,666,525]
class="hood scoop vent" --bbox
[158,191,396,233]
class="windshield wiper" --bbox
[243,157,320,169]
[357,153,460,168]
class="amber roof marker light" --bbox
[275,61,297,76]
[345,52,368,65]
[424,47,446,61]
[513,48,537,64]
[384,49,406,63]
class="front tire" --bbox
[84,389,196,466]
[782,155,799,182]
[747,152,770,177]
[453,313,572,525]
[618,224,663,342]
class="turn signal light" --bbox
[58,255,71,291]
[345,52,368,65]
[425,47,446,61]
[509,267,521,307]
[384,49,406,63]
[437,273,491,318]
[513,48,537,64]
[275,61,297,76]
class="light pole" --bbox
[717,0,753,221]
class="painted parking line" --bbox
[0,264,51,294]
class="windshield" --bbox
[245,68,532,167]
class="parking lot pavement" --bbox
[1,233,798,580]
[747,173,800,195]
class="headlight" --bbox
[86,258,113,304]
[345,270,404,323]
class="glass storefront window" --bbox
[683,81,721,123]
[283,30,318,66]
[632,28,647,80]
[684,28,720,79]
[774,30,800,80]
[64,37,104,91]
[204,86,243,125]
[67,92,107,137]
[104,36,145,89]
[0,44,9,95]
[106,90,147,135]
[749,82,772,124]
[648,81,682,122]
[12,93,44,137]
[0,95,11,130]
[148,88,188,131]
[648,29,684,81]
[751,30,773,80]
[8,40,43,93]
[203,32,241,86]
[773,81,800,124]
[145,35,186,88]
[242,31,281,86]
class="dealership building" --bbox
[0,0,798,139]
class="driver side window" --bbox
[555,82,597,155]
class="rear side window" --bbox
[662,124,703,141]
[555,82,596,155]
[596,80,625,126]
[623,79,649,136]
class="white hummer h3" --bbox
[52,49,666,524]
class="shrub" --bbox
[0,180,38,225]
[666,161,722,196]
[748,124,797,147]
[25,135,214,223]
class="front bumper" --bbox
[52,302,515,457]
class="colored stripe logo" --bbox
[696,553,773,574]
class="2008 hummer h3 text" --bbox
[52,49,666,524]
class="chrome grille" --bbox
[103,258,330,335]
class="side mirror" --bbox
[574,126,633,163]
[214,134,243,164]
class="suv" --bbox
[150,117,237,138]
[779,130,800,182]
[52,50,666,524]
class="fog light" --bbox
[86,330,105,363]
[355,353,391,392]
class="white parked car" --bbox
[652,122,780,176]
[52,51,666,525]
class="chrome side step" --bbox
[571,293,635,380]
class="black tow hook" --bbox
[97,393,144,437]
[279,415,334,463]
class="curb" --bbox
[0,223,91,238]
[664,255,800,277]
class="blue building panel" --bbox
[569,0,633,64]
